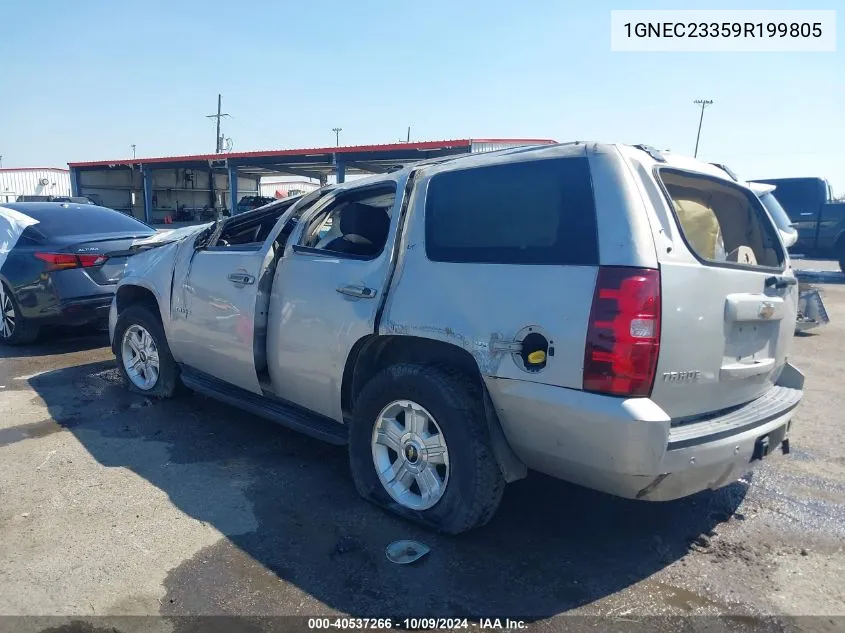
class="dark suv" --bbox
[236,196,276,215]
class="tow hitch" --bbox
[752,436,771,462]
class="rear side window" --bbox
[658,169,784,269]
[424,157,598,265]
[23,207,154,238]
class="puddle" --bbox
[0,419,64,448]
[651,582,725,613]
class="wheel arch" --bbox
[341,334,527,482]
[115,283,163,321]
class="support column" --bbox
[70,168,82,197]
[335,161,346,184]
[141,165,153,224]
[228,164,238,214]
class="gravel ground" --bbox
[1,262,843,633]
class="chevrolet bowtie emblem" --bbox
[758,301,775,319]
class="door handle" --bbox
[336,284,376,299]
[228,272,255,285]
[765,275,797,289]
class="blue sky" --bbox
[1,0,842,190]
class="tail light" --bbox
[583,266,661,397]
[35,252,108,272]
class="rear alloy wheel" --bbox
[114,304,180,398]
[349,363,505,534]
[0,282,39,345]
[371,399,450,511]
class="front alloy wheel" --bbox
[372,399,450,511]
[121,324,161,391]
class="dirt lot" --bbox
[1,266,844,632]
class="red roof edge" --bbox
[67,138,558,169]
[469,138,557,144]
[0,167,70,173]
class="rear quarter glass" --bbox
[424,157,599,266]
[655,168,785,271]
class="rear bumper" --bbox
[58,295,113,326]
[484,363,804,501]
[21,293,114,328]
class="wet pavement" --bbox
[1,277,844,631]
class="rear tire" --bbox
[837,239,845,274]
[0,281,40,346]
[114,304,180,398]
[349,363,505,534]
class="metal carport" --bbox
[67,139,556,226]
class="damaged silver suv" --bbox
[110,142,804,533]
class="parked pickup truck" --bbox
[752,177,845,272]
[712,165,830,334]
[110,143,804,533]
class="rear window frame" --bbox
[653,166,786,273]
[423,156,600,266]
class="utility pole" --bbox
[406,126,411,143]
[332,127,342,146]
[206,94,231,153]
[693,99,714,158]
[131,144,136,160]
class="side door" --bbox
[168,200,303,393]
[266,176,406,422]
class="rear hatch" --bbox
[644,164,798,419]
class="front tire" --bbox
[837,239,845,274]
[114,304,180,398]
[349,363,505,534]
[0,281,39,346]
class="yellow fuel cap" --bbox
[527,350,546,365]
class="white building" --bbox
[259,177,320,199]
[0,168,71,203]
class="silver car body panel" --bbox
[265,172,410,422]
[381,145,599,389]
[616,145,798,419]
[110,142,804,503]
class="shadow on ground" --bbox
[27,361,747,621]
[0,326,109,359]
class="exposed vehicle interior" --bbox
[659,169,784,268]
[213,200,298,248]
[301,188,396,258]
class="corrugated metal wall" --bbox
[77,167,261,223]
[0,169,71,203]
[470,141,544,154]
